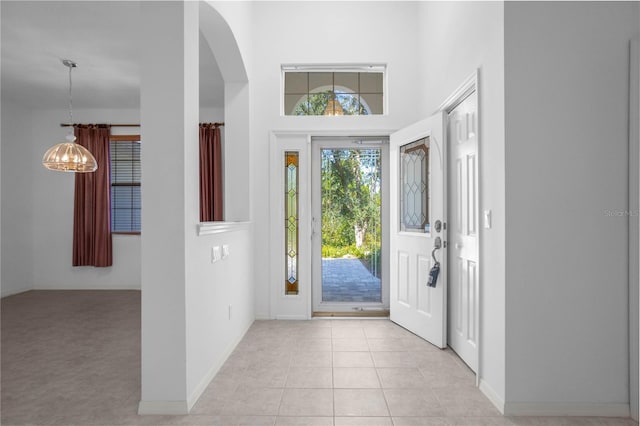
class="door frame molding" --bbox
[310,137,390,315]
[628,37,639,421]
[439,70,481,384]
[268,129,395,320]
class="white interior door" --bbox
[447,91,479,371]
[390,113,447,348]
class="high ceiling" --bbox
[1,1,224,110]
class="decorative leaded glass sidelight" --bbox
[400,137,429,232]
[285,152,299,295]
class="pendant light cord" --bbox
[68,64,73,130]
[62,59,77,137]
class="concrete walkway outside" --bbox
[322,258,381,302]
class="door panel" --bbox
[417,255,432,315]
[390,113,447,348]
[398,251,409,305]
[448,91,479,371]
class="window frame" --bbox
[399,137,430,233]
[110,134,141,235]
[281,64,387,116]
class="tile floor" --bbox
[2,291,638,426]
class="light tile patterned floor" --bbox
[188,320,638,426]
[2,291,638,426]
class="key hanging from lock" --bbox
[428,237,442,288]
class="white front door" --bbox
[447,91,479,371]
[390,113,447,348]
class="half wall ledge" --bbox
[197,221,251,236]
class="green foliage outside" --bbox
[321,149,381,277]
[293,91,368,116]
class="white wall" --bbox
[185,225,254,404]
[1,106,141,294]
[139,1,255,413]
[249,1,423,319]
[206,0,252,81]
[201,107,224,123]
[504,1,637,415]
[418,1,506,408]
[0,105,223,295]
[1,100,35,297]
[185,2,254,411]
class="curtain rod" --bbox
[60,122,224,127]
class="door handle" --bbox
[432,237,442,263]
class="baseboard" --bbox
[479,378,505,414]
[1,288,31,298]
[186,318,254,411]
[313,311,390,318]
[504,402,630,417]
[32,285,141,291]
[254,313,270,320]
[138,400,189,415]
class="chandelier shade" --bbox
[42,134,98,172]
[42,59,98,173]
[323,93,344,116]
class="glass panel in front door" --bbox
[400,137,429,233]
[321,148,382,302]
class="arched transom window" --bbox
[283,66,385,116]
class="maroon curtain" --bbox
[73,125,112,267]
[199,124,223,222]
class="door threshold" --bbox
[313,310,390,318]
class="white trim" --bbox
[1,288,31,298]
[32,285,140,291]
[269,133,313,319]
[197,221,250,236]
[186,319,253,411]
[280,66,388,116]
[479,378,505,414]
[310,137,390,314]
[282,63,386,72]
[137,400,189,416]
[503,402,630,418]
[438,70,481,380]
[269,130,395,320]
[438,70,479,114]
[629,36,640,422]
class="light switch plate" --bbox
[483,210,492,229]
[222,245,230,259]
[212,246,221,263]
